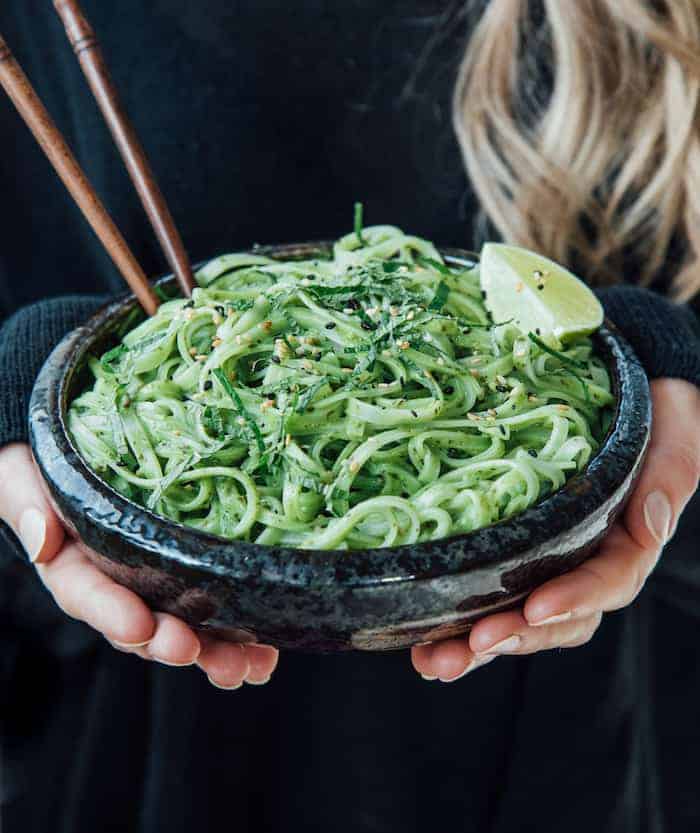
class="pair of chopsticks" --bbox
[0,0,195,315]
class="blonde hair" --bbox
[453,0,700,301]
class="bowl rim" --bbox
[29,242,651,588]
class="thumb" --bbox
[625,379,700,553]
[0,442,65,564]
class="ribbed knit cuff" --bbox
[0,295,107,448]
[598,286,700,388]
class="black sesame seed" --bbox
[203,381,213,390]
[215,305,225,315]
[183,300,195,309]
[325,321,337,330]
[462,327,471,334]
[528,449,538,457]
[537,285,544,291]
[271,356,281,364]
[535,328,541,335]
[496,384,509,393]
[347,299,360,310]
[411,410,418,418]
[445,386,454,395]
[361,321,373,330]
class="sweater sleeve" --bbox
[0,295,108,448]
[596,285,700,388]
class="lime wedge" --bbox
[480,243,603,341]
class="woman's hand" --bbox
[412,378,700,683]
[0,442,278,689]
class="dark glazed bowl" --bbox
[29,244,652,652]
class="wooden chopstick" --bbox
[53,0,196,299]
[0,33,159,315]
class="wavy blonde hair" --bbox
[453,0,700,301]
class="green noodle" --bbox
[68,221,614,550]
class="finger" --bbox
[410,637,476,682]
[36,541,156,647]
[524,523,648,624]
[0,443,65,563]
[242,644,279,684]
[470,609,602,655]
[625,379,700,551]
[141,612,201,666]
[197,635,251,690]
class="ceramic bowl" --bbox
[28,244,651,651]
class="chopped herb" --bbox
[296,377,329,413]
[354,202,367,247]
[527,332,587,370]
[213,368,267,463]
[416,255,452,276]
[100,344,128,373]
[428,281,450,311]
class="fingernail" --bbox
[207,676,242,691]
[19,508,46,562]
[420,674,438,681]
[245,676,271,686]
[481,635,521,655]
[531,611,573,627]
[113,639,151,649]
[153,657,196,667]
[644,490,672,545]
[443,655,496,682]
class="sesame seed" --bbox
[407,310,415,321]
[470,356,482,365]
[195,354,207,362]
[349,460,360,473]
[528,394,538,402]
[189,346,198,356]
[488,408,498,417]
[285,433,292,447]
[557,404,570,413]
[261,320,273,331]
[261,399,274,410]
[515,281,524,293]
[212,338,223,348]
[469,369,480,377]
[399,341,410,350]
